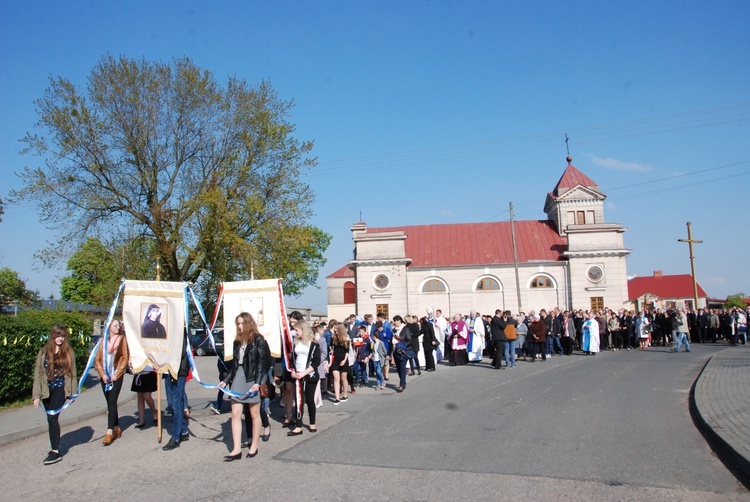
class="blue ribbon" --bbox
[41,281,126,415]
[182,285,256,399]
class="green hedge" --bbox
[0,311,93,405]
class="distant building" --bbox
[627,270,708,312]
[284,305,327,322]
[327,159,632,319]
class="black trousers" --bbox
[292,380,317,428]
[531,342,546,361]
[707,327,717,343]
[611,330,622,349]
[101,376,124,430]
[492,340,504,368]
[561,337,573,355]
[423,345,435,370]
[43,385,66,451]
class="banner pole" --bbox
[157,375,163,443]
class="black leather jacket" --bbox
[223,335,269,386]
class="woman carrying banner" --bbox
[287,320,321,436]
[32,324,77,465]
[218,312,268,460]
[95,318,130,445]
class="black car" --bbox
[190,329,224,356]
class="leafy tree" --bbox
[0,267,40,310]
[724,293,747,310]
[12,56,329,295]
[60,236,157,306]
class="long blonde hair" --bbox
[294,320,314,345]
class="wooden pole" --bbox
[510,202,523,312]
[678,222,703,309]
[156,374,162,443]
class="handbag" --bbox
[259,384,268,399]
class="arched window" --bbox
[343,281,356,304]
[422,279,446,293]
[475,277,500,291]
[529,276,554,288]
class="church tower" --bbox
[545,157,631,310]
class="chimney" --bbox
[653,270,663,278]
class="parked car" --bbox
[190,328,224,356]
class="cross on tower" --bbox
[678,222,702,309]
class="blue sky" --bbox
[1,1,749,311]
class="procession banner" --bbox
[123,280,188,378]
[222,279,286,361]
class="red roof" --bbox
[628,273,707,300]
[327,264,355,279]
[550,163,601,198]
[361,220,567,268]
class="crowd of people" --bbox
[31,303,749,465]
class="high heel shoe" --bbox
[287,429,303,436]
[246,448,259,458]
[223,453,242,462]
[262,426,271,442]
[134,423,146,429]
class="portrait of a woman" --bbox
[141,304,167,339]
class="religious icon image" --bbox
[140,303,168,339]
[240,297,265,327]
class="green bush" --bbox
[0,311,93,405]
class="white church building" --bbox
[326,159,631,320]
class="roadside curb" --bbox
[0,393,137,447]
[690,350,750,490]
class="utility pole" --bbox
[678,222,702,309]
[510,202,522,311]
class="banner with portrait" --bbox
[222,279,286,360]
[123,280,188,378]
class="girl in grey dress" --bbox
[218,312,268,461]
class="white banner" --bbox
[123,280,187,378]
[222,279,285,360]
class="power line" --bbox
[304,104,750,179]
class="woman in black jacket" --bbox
[405,315,421,375]
[218,312,268,461]
[420,316,438,371]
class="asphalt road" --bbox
[1,344,747,501]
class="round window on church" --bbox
[373,274,390,290]
[587,265,604,283]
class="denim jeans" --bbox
[372,360,384,387]
[675,332,691,352]
[354,360,369,385]
[166,375,188,442]
[395,354,408,388]
[504,341,515,367]
[546,337,554,355]
[165,379,189,415]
